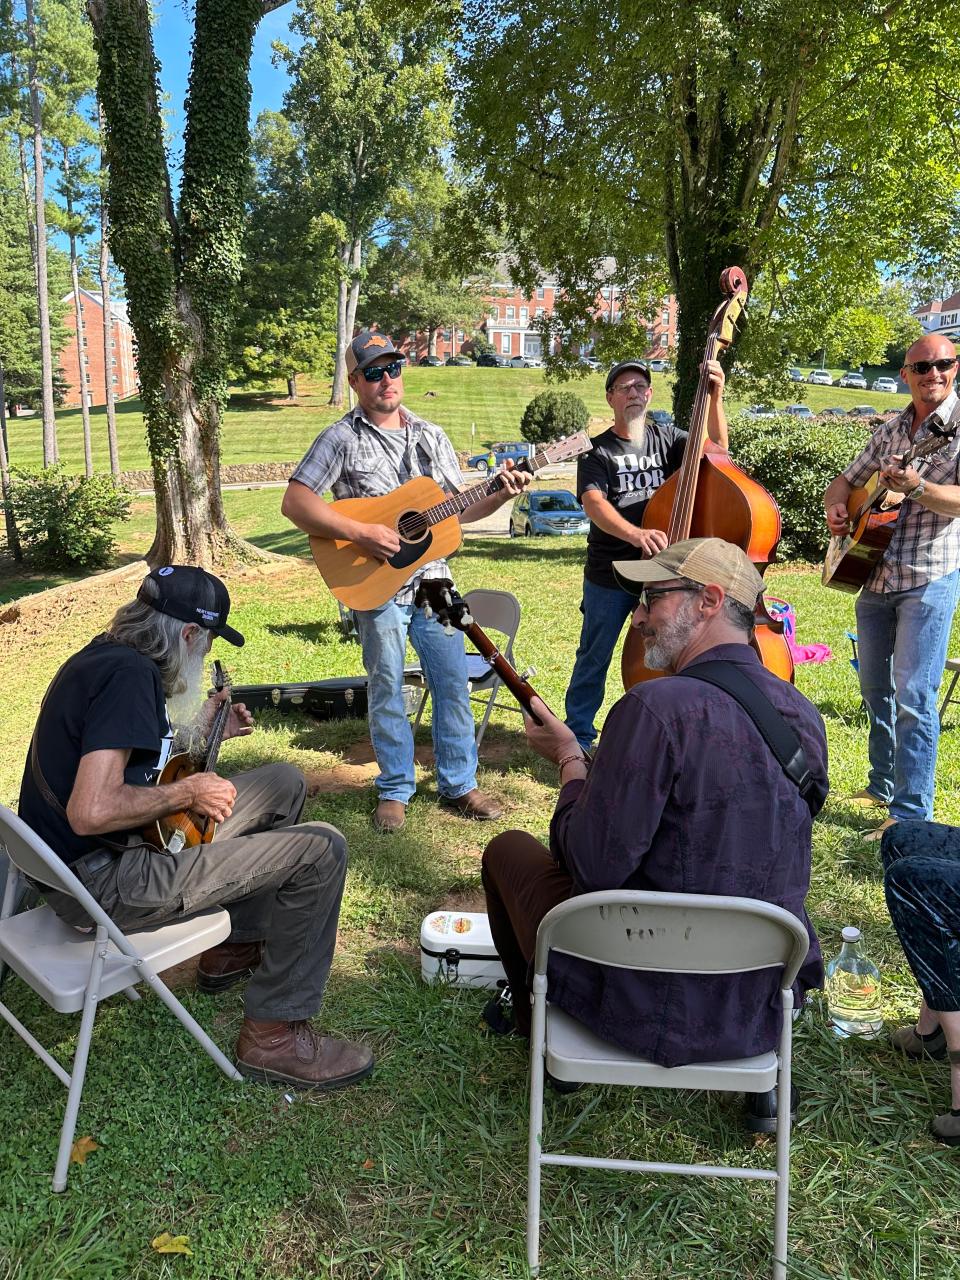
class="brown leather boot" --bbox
[439,788,503,820]
[372,799,406,834]
[235,1018,374,1090]
[197,941,264,994]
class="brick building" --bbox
[410,261,678,363]
[58,289,138,408]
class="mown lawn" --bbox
[2,515,960,1279]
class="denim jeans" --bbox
[883,821,960,1013]
[855,571,960,820]
[356,597,477,803]
[564,577,638,752]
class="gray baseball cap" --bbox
[345,329,403,374]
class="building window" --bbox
[519,307,528,323]
[111,375,118,384]
[110,357,117,366]
[110,340,115,348]
[535,306,545,318]
[84,373,91,384]
[537,286,545,299]
[501,333,511,353]
[505,305,515,321]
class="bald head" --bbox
[904,333,957,366]
[901,332,958,419]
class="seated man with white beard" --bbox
[482,539,827,1129]
[18,566,373,1092]
[564,357,728,754]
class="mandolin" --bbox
[143,661,231,854]
[419,582,591,763]
[309,432,592,611]
[822,428,957,592]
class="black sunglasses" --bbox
[637,584,702,610]
[903,357,958,375]
[361,359,405,383]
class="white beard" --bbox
[166,637,210,730]
[625,405,648,444]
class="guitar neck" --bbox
[420,445,559,528]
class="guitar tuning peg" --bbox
[443,622,455,636]
[520,666,537,680]
[461,611,473,625]
[423,604,433,619]
[443,590,453,605]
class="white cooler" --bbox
[419,910,506,989]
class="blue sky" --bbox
[151,0,298,189]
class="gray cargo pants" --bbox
[46,762,347,1022]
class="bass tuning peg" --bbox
[461,611,473,625]
[423,604,433,619]
[443,622,455,637]
[520,666,537,680]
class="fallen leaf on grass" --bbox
[362,1158,375,1170]
[151,1233,193,1257]
[69,1136,98,1165]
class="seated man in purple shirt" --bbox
[481,537,827,1130]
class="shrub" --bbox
[733,413,871,561]
[520,389,589,445]
[6,465,132,569]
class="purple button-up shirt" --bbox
[547,643,828,1067]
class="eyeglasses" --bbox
[903,357,958,375]
[361,359,405,383]
[611,379,650,394]
[636,584,702,610]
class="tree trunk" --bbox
[346,235,361,336]
[64,151,94,478]
[330,243,350,406]
[0,359,23,561]
[98,107,120,477]
[286,373,298,399]
[15,133,38,291]
[25,0,57,466]
[428,326,437,357]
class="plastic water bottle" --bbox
[825,926,883,1039]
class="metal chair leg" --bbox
[939,670,960,727]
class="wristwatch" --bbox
[906,477,926,501]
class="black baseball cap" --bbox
[605,360,652,392]
[345,329,403,374]
[137,566,245,646]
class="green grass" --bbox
[2,523,960,1278]
[2,367,909,477]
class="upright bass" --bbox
[621,266,793,688]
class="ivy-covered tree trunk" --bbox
[0,359,22,561]
[25,0,57,465]
[98,184,119,477]
[86,0,284,567]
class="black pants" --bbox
[883,821,960,1013]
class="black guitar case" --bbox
[228,675,423,722]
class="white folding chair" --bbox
[414,588,523,748]
[526,891,810,1279]
[0,804,242,1192]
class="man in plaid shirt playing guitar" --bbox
[823,335,960,839]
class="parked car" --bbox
[837,372,868,389]
[807,369,833,385]
[418,354,443,367]
[445,354,473,366]
[648,358,672,373]
[476,352,510,367]
[509,489,590,537]
[579,355,602,370]
[872,376,900,393]
[818,406,848,417]
[785,404,815,419]
[741,403,777,419]
[648,408,675,427]
[787,368,805,382]
[467,441,534,473]
[848,405,880,418]
[509,355,543,368]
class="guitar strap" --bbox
[676,661,819,814]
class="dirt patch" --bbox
[302,736,516,795]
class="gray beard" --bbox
[643,598,696,671]
[625,407,648,444]
[166,640,209,731]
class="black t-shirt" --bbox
[18,637,172,866]
[577,424,688,588]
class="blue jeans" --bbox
[356,598,477,804]
[855,571,959,820]
[564,577,638,752]
[883,822,960,1013]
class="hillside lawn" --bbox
[2,503,960,1276]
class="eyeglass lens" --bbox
[906,357,957,374]
[363,360,405,382]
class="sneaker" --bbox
[931,1111,960,1145]
[235,1018,374,1090]
[891,1024,947,1060]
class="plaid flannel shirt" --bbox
[290,404,464,606]
[842,391,960,592]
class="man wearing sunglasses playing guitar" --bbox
[823,335,960,839]
[282,330,530,834]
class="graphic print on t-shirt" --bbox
[610,449,667,508]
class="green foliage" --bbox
[520,388,589,444]
[6,462,130,567]
[734,414,871,561]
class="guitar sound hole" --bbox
[396,509,430,544]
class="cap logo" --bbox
[196,608,219,625]
[158,566,174,576]
[364,335,388,349]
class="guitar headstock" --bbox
[418,582,472,635]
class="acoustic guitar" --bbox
[420,582,591,764]
[309,432,592,610]
[143,661,232,854]
[821,428,956,593]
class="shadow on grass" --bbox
[265,618,342,644]
[245,529,312,555]
[458,537,587,566]
[0,551,146,606]
[226,390,289,413]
